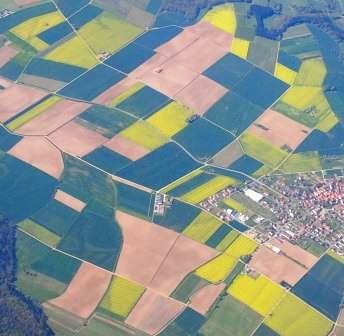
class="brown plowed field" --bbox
[8,136,64,179]
[49,262,112,319]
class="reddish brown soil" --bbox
[0,44,18,67]
[8,136,64,179]
[149,235,218,295]
[15,0,41,5]
[268,238,318,269]
[48,120,107,157]
[175,75,228,115]
[104,134,150,161]
[129,22,231,99]
[249,246,308,286]
[93,77,139,106]
[0,84,47,123]
[190,283,226,315]
[248,109,311,149]
[125,289,184,335]
[155,29,199,58]
[17,99,90,136]
[54,189,86,212]
[115,211,178,287]
[48,262,112,319]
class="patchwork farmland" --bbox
[0,1,343,336]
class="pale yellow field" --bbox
[316,109,339,132]
[216,230,240,252]
[120,120,168,150]
[265,294,333,336]
[230,38,250,59]
[11,11,64,51]
[109,83,144,107]
[183,212,223,243]
[281,86,321,110]
[78,12,143,54]
[147,102,192,137]
[7,96,61,131]
[161,168,203,193]
[181,175,238,204]
[223,198,246,213]
[18,219,60,247]
[203,4,237,34]
[228,274,286,316]
[294,58,327,87]
[275,63,297,85]
[99,276,145,318]
[45,35,98,68]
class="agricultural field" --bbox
[1,1,343,336]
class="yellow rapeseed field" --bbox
[203,4,237,34]
[231,38,250,59]
[45,35,99,68]
[265,293,333,336]
[228,274,286,316]
[274,63,297,85]
[11,11,64,51]
[99,276,145,318]
[147,101,192,137]
[120,120,168,150]
[196,234,257,283]
[181,175,238,204]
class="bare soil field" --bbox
[125,289,184,335]
[211,140,244,167]
[48,262,112,319]
[248,109,311,149]
[93,77,138,106]
[0,84,47,123]
[249,246,308,286]
[130,22,232,99]
[48,120,107,157]
[0,45,18,67]
[190,282,226,315]
[8,136,64,179]
[187,21,233,47]
[175,75,228,115]
[155,30,199,58]
[105,134,150,161]
[54,189,86,212]
[0,76,13,89]
[149,235,218,295]
[268,238,318,269]
[115,211,178,286]
[15,0,41,5]
[17,99,90,136]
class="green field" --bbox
[240,132,288,168]
[78,12,143,54]
[183,212,223,243]
[201,295,263,336]
[281,152,322,174]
